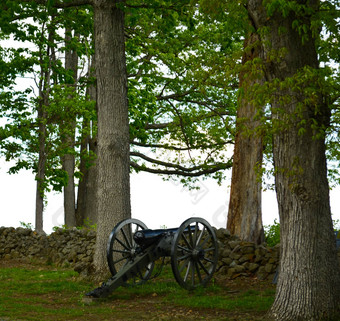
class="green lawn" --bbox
[0,261,275,320]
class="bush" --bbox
[264,219,280,247]
[19,221,33,230]
[333,219,340,232]
[264,218,340,247]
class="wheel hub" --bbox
[192,248,205,261]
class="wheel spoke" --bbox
[194,222,199,245]
[196,226,206,246]
[199,233,211,248]
[195,262,202,283]
[183,232,193,249]
[191,261,195,287]
[203,256,215,264]
[177,253,192,261]
[187,227,194,248]
[115,237,130,251]
[179,257,191,273]
[121,227,132,249]
[203,246,216,253]
[112,249,130,254]
[112,255,130,265]
[198,259,210,276]
[184,260,192,282]
[177,244,191,253]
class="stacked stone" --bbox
[215,228,280,280]
[0,226,96,275]
[1,226,339,280]
[46,227,96,274]
[0,227,48,260]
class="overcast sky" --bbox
[1,158,339,234]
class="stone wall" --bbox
[215,228,280,280]
[215,228,340,280]
[0,226,96,275]
[0,226,339,280]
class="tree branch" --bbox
[130,160,231,177]
[21,0,93,8]
[144,109,231,131]
[130,140,233,150]
[130,151,232,173]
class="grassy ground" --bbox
[0,260,275,321]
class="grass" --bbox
[0,261,275,320]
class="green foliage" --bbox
[232,0,340,188]
[52,217,97,232]
[0,0,241,199]
[264,218,340,245]
[0,1,96,203]
[52,224,68,232]
[125,0,242,184]
[1,0,340,214]
[333,219,340,232]
[264,219,280,247]
[77,217,97,231]
[19,221,33,230]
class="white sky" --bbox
[1,158,339,234]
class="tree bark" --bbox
[227,32,264,244]
[35,101,47,233]
[93,0,131,275]
[62,27,78,227]
[76,121,98,226]
[247,0,340,319]
[35,25,54,232]
[76,58,98,226]
[76,142,98,226]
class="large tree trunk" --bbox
[93,0,131,275]
[247,0,340,319]
[62,27,78,227]
[227,32,264,244]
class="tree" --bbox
[198,0,266,244]
[89,0,131,275]
[76,1,240,226]
[61,25,78,228]
[227,31,264,244]
[0,0,96,231]
[0,1,60,232]
[1,0,237,250]
[246,0,340,319]
[75,58,98,227]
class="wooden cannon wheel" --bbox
[170,217,219,290]
[106,218,155,285]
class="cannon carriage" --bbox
[86,217,219,298]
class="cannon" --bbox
[86,217,219,298]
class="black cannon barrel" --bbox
[133,226,195,248]
[133,228,177,247]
